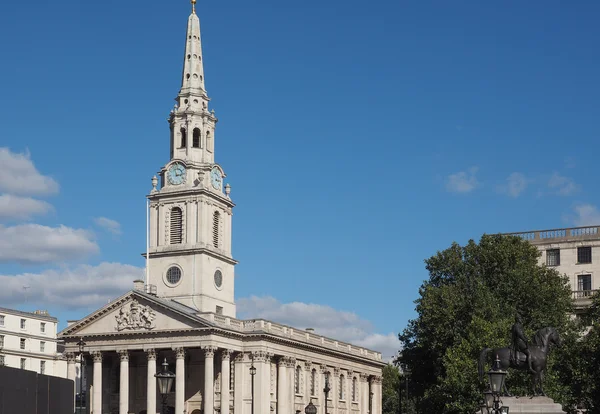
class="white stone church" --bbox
[59,2,384,414]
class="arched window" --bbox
[170,207,183,244]
[206,130,212,153]
[180,128,187,148]
[339,374,345,400]
[352,377,357,402]
[310,369,317,396]
[212,211,220,248]
[295,365,301,394]
[192,128,201,148]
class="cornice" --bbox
[144,247,238,265]
[147,187,234,208]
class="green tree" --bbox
[397,234,573,413]
[382,363,400,414]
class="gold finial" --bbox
[191,0,196,14]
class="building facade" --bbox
[0,307,66,377]
[58,2,385,414]
[508,225,600,313]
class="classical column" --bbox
[149,203,158,247]
[66,353,77,411]
[253,351,273,414]
[118,350,129,414]
[157,203,165,246]
[304,361,312,403]
[175,348,186,414]
[359,374,369,414]
[277,357,287,414]
[146,349,157,414]
[320,365,328,413]
[371,375,382,414]
[203,346,216,414]
[92,351,103,414]
[220,350,232,414]
[332,368,340,413]
[232,353,244,414]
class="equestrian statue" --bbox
[478,312,562,396]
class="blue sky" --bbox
[1,0,600,359]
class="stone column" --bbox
[253,351,272,414]
[220,350,232,414]
[232,353,245,414]
[146,349,157,414]
[320,365,328,414]
[371,375,382,414]
[203,346,216,414]
[149,203,158,247]
[66,353,76,411]
[277,357,287,414]
[92,351,102,414]
[332,368,340,413]
[175,348,186,414]
[286,357,296,410]
[304,361,312,404]
[158,203,165,246]
[118,350,129,414]
[359,374,369,414]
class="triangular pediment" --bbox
[60,291,213,337]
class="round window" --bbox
[214,270,223,288]
[166,267,182,285]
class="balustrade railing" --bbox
[507,226,599,243]
[572,289,598,300]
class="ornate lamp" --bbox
[155,359,175,414]
[305,402,318,414]
[487,356,507,395]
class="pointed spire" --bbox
[179,0,207,98]
[191,0,196,14]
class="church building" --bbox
[59,2,384,413]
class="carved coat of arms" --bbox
[115,299,156,331]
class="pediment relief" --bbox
[62,292,211,337]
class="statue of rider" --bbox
[511,312,534,373]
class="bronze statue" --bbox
[510,313,534,374]
[478,325,562,396]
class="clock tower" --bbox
[146,0,237,317]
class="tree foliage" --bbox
[397,234,573,413]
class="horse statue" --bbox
[478,327,562,396]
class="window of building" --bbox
[0,355,4,366]
[20,319,26,330]
[295,365,301,394]
[339,374,345,400]
[212,211,220,248]
[577,246,592,264]
[216,306,223,315]
[546,249,560,266]
[40,341,45,353]
[166,267,182,285]
[20,338,26,350]
[180,128,187,148]
[578,274,592,294]
[40,322,46,333]
[40,361,45,375]
[352,377,357,401]
[170,207,183,244]
[0,315,4,327]
[0,335,4,347]
[310,369,317,396]
[193,128,201,148]
[20,358,26,370]
[206,131,212,153]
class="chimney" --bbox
[133,279,144,291]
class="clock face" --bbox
[214,270,223,288]
[167,163,186,185]
[210,167,222,190]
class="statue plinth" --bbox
[500,396,565,413]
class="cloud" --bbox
[572,204,600,227]
[446,167,479,194]
[0,148,59,196]
[548,173,579,196]
[237,296,401,360]
[0,262,141,309]
[0,224,99,264]
[94,217,122,235]
[0,194,53,220]
[497,172,528,198]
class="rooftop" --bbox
[0,307,58,322]
[504,225,600,245]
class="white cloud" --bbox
[0,194,53,220]
[0,148,59,196]
[446,167,479,194]
[497,172,528,198]
[572,204,600,227]
[237,296,401,360]
[548,173,579,196]
[94,217,122,235]
[0,262,141,309]
[0,224,99,264]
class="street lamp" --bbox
[155,358,175,414]
[249,353,256,414]
[76,337,86,413]
[323,372,331,414]
[305,402,317,414]
[482,355,509,414]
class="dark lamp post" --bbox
[323,374,331,414]
[76,338,86,413]
[305,402,318,414]
[250,354,256,414]
[155,358,175,414]
[483,356,509,414]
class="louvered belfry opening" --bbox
[193,128,201,148]
[212,211,220,248]
[170,207,183,244]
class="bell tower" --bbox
[145,0,237,317]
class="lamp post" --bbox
[249,353,256,414]
[323,372,331,414]
[305,401,317,414]
[155,358,175,414]
[482,355,509,414]
[76,337,86,413]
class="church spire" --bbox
[179,0,207,99]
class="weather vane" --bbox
[191,0,197,14]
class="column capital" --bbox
[359,373,369,382]
[333,367,341,377]
[304,360,313,371]
[202,345,217,358]
[253,350,273,363]
[234,352,246,363]
[371,375,382,384]
[66,352,77,363]
[320,364,329,374]
[347,370,354,378]
[221,349,234,361]
[146,348,157,360]
[175,347,186,359]
[117,350,129,361]
[91,351,103,363]
[278,355,296,367]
